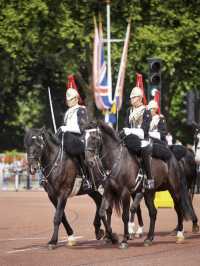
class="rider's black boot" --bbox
[141,144,154,190]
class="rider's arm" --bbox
[157,117,168,141]
[77,107,88,134]
[141,110,152,139]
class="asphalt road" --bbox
[0,191,200,266]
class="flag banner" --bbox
[93,17,104,110]
[113,21,131,112]
[93,17,113,110]
[136,73,147,105]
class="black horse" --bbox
[85,121,196,248]
[130,145,199,236]
[24,127,117,249]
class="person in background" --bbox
[124,86,154,190]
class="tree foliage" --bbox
[0,0,200,150]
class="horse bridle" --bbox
[85,127,123,180]
[27,134,46,162]
[27,131,63,179]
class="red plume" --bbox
[66,74,84,104]
[153,89,161,114]
[136,73,147,105]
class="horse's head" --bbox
[85,128,102,168]
[24,127,46,174]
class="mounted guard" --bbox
[123,86,154,190]
[58,86,91,190]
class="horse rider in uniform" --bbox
[124,86,154,190]
[59,87,90,189]
[148,100,168,144]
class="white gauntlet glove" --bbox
[60,126,68,132]
[123,128,144,139]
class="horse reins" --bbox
[29,132,64,180]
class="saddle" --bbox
[170,145,187,161]
[123,134,171,162]
[62,132,85,156]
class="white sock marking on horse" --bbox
[136,226,143,235]
[177,230,184,238]
[128,222,136,234]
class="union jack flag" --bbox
[93,17,131,125]
[93,17,112,110]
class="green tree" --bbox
[0,0,200,150]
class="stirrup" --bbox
[144,179,155,190]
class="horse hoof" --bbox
[111,233,119,244]
[192,224,199,233]
[48,244,57,250]
[68,235,76,246]
[119,242,128,249]
[68,240,76,246]
[176,237,185,244]
[96,229,105,240]
[144,239,153,247]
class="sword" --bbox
[48,87,57,133]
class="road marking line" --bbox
[7,247,41,254]
[2,235,83,242]
[6,236,83,254]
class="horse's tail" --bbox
[184,149,198,199]
[179,160,197,221]
[107,178,125,216]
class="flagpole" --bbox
[106,0,112,94]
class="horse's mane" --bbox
[98,120,120,143]
[24,127,61,148]
[46,129,61,146]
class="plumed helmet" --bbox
[130,86,143,98]
[148,100,159,110]
[66,88,79,101]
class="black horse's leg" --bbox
[87,191,105,240]
[143,191,157,246]
[99,196,118,244]
[129,193,144,238]
[43,184,74,240]
[119,195,130,249]
[188,194,199,233]
[169,189,185,243]
[48,192,68,247]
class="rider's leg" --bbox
[141,144,154,189]
[78,154,91,190]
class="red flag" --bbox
[152,89,161,114]
[66,74,84,104]
[136,73,147,105]
[114,21,131,111]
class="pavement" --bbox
[0,191,200,266]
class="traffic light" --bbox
[183,90,200,126]
[147,58,162,99]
